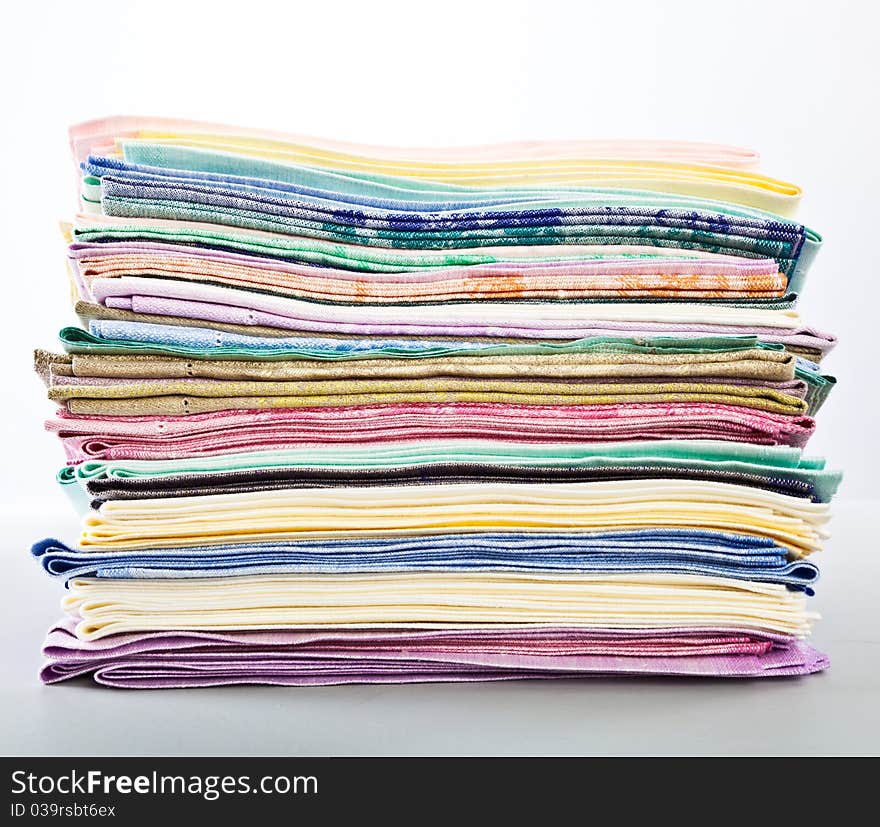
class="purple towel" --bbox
[41,619,828,688]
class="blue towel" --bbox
[32,530,819,593]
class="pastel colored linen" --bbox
[47,376,811,417]
[75,480,830,557]
[107,140,792,203]
[70,241,790,302]
[71,211,818,299]
[69,117,799,213]
[25,119,839,687]
[62,322,830,362]
[59,440,841,504]
[38,346,801,382]
[86,273,808,328]
[45,403,818,464]
[41,619,829,687]
[32,532,821,592]
[61,572,817,641]
[90,172,809,288]
[36,348,834,415]
[71,118,765,167]
[72,305,836,361]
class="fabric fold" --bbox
[41,618,829,687]
[75,479,831,557]
[27,119,840,687]
[45,403,818,463]
[32,532,821,592]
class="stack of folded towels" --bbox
[32,117,840,687]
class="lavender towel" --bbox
[41,618,829,687]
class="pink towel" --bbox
[47,401,816,462]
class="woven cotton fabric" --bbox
[28,119,841,687]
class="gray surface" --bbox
[2,500,878,756]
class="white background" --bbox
[1,0,878,755]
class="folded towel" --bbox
[60,571,818,640]
[46,403,818,463]
[71,118,764,167]
[76,479,830,556]
[85,270,808,333]
[69,117,801,214]
[48,376,811,418]
[32,531,820,592]
[37,118,836,689]
[41,347,800,383]
[41,618,829,686]
[71,210,819,296]
[72,305,836,361]
[58,322,813,360]
[78,466,819,508]
[91,174,809,288]
[70,241,789,303]
[59,439,841,504]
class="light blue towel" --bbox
[32,530,819,593]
